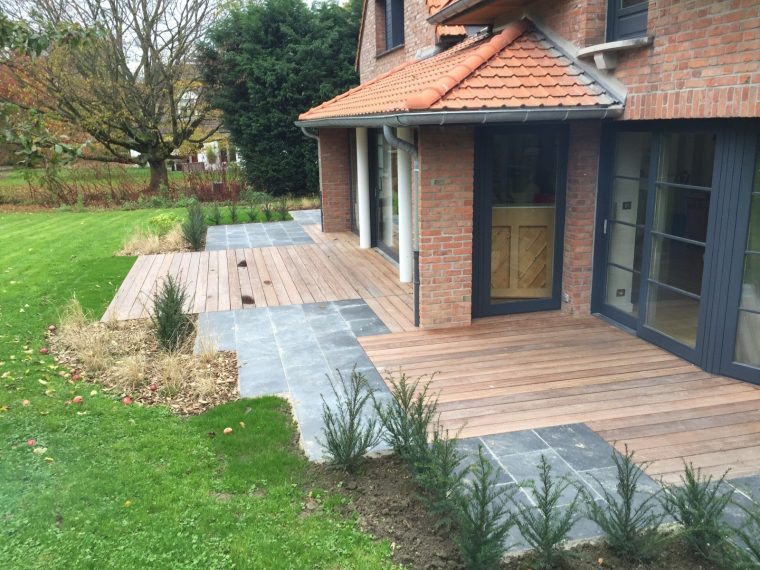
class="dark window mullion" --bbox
[647,278,702,301]
[655,180,713,193]
[650,230,707,248]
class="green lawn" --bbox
[0,210,396,569]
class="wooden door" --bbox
[491,206,555,299]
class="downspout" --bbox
[300,126,324,230]
[383,125,421,328]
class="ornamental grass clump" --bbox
[230,200,239,223]
[374,372,438,463]
[151,275,192,351]
[415,424,468,528]
[585,446,668,562]
[319,368,382,473]
[513,454,582,570]
[661,463,733,562]
[182,203,206,251]
[208,203,222,225]
[457,445,516,570]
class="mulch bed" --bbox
[49,318,238,415]
[309,455,723,570]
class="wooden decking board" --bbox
[359,312,760,482]
[102,231,413,332]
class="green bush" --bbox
[733,500,760,568]
[457,445,516,570]
[586,446,668,561]
[148,212,182,236]
[182,203,206,251]
[661,463,733,562]
[374,372,438,462]
[413,424,467,528]
[151,275,192,351]
[319,368,382,473]
[208,203,222,225]
[230,201,239,223]
[513,454,582,569]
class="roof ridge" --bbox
[406,19,529,111]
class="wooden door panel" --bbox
[491,207,554,299]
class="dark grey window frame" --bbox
[607,0,648,41]
[378,0,404,53]
[592,120,760,385]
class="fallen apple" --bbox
[122,396,132,405]
[72,396,83,404]
[47,325,56,332]
[39,348,49,355]
[71,374,82,381]
[22,399,30,407]
[27,439,36,446]
[149,383,158,392]
[223,427,233,435]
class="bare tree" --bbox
[1,0,219,190]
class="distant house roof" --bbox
[300,20,623,127]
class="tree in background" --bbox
[1,0,220,191]
[201,0,359,196]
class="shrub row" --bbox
[320,371,760,569]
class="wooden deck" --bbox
[359,311,760,483]
[103,226,415,332]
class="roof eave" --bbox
[295,105,625,128]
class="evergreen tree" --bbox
[201,0,359,196]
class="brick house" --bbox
[296,0,760,385]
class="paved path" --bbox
[196,299,391,460]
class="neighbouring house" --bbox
[297,0,760,385]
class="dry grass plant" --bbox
[119,224,189,256]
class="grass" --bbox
[0,209,396,569]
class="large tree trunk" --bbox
[148,158,169,193]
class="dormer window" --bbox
[607,0,648,41]
[376,0,404,54]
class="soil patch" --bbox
[49,316,237,415]
[310,455,723,570]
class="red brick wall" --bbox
[358,0,438,83]
[533,0,760,119]
[417,126,475,328]
[318,129,352,233]
[530,0,606,47]
[561,121,601,316]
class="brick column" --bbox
[318,128,352,233]
[417,126,474,328]
[561,121,601,316]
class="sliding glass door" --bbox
[594,123,760,383]
[372,132,399,260]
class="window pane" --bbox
[735,311,760,367]
[491,134,557,206]
[376,136,398,255]
[649,235,705,296]
[610,176,648,225]
[658,132,716,188]
[608,222,644,272]
[621,0,646,6]
[605,265,641,317]
[646,283,700,347]
[614,132,650,179]
[652,185,710,242]
[740,254,760,311]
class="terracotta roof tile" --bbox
[299,21,620,123]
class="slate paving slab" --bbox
[205,220,313,250]
[289,208,322,226]
[195,299,390,460]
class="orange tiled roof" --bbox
[300,20,620,123]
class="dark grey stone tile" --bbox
[535,424,617,471]
[303,302,338,317]
[278,346,326,370]
[579,465,665,508]
[502,450,590,508]
[325,347,373,371]
[309,315,351,336]
[481,430,549,458]
[730,475,760,505]
[315,330,359,351]
[348,317,390,337]
[338,304,378,321]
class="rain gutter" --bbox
[295,105,624,129]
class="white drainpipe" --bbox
[355,127,371,249]
[396,127,414,283]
